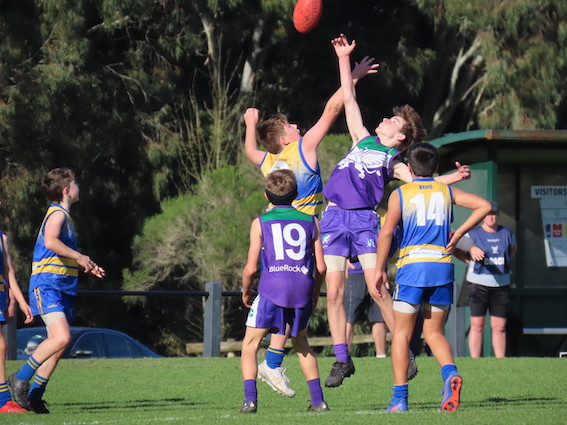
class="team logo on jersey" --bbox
[337,147,387,179]
[491,245,499,255]
[322,233,331,246]
[366,238,376,248]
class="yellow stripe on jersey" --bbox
[397,244,452,268]
[32,256,79,277]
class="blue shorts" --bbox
[393,283,454,306]
[320,206,379,257]
[29,286,76,322]
[245,295,312,337]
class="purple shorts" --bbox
[245,295,312,337]
[320,206,379,257]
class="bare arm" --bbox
[243,108,266,166]
[302,55,378,167]
[434,162,471,184]
[371,190,401,297]
[331,34,371,147]
[2,234,33,323]
[446,189,492,253]
[44,211,105,278]
[242,218,261,308]
[312,217,326,309]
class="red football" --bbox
[293,0,322,34]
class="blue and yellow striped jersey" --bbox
[29,204,79,295]
[260,139,324,216]
[395,178,454,287]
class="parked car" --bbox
[17,327,161,360]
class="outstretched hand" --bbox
[455,161,471,181]
[331,33,356,58]
[352,56,379,81]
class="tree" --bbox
[415,0,567,138]
[122,163,265,354]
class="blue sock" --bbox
[307,378,324,406]
[333,343,350,363]
[0,382,10,407]
[393,384,409,401]
[243,379,257,403]
[28,374,49,401]
[16,356,41,382]
[265,347,285,369]
[441,364,459,382]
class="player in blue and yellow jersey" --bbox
[9,168,105,414]
[239,170,327,413]
[374,143,491,412]
[0,225,33,413]
[242,56,379,396]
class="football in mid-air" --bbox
[293,0,322,34]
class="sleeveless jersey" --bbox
[260,139,324,216]
[258,206,317,308]
[29,204,79,295]
[395,178,454,287]
[323,136,400,209]
[465,225,516,287]
[0,230,5,295]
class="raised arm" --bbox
[301,54,378,167]
[331,34,372,147]
[243,108,266,166]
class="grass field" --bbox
[3,355,566,425]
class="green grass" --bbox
[3,355,566,424]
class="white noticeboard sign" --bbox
[531,186,567,267]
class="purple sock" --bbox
[243,379,257,403]
[333,343,350,363]
[307,379,324,406]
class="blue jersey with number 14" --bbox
[258,205,316,309]
[395,178,454,287]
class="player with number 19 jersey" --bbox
[395,178,454,287]
[258,205,317,309]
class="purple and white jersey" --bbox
[323,136,401,209]
[259,206,317,308]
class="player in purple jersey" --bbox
[374,143,490,412]
[239,170,328,413]
[242,56,379,396]
[322,34,472,388]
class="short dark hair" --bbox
[42,168,75,202]
[265,169,297,206]
[393,105,427,155]
[257,114,287,154]
[407,143,438,177]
